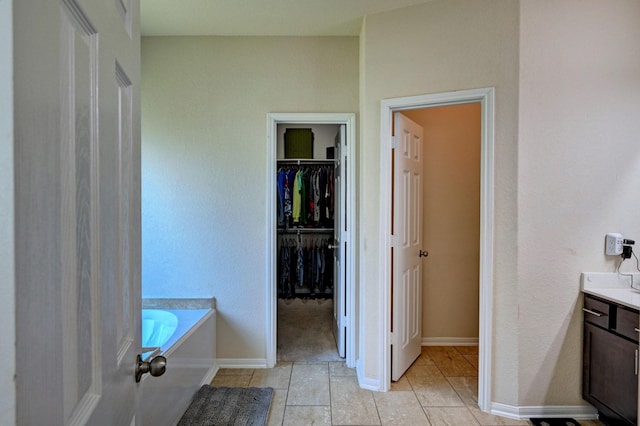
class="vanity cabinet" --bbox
[583,294,639,425]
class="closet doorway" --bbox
[379,88,495,410]
[266,113,356,369]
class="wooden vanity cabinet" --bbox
[583,294,639,425]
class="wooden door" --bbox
[391,113,424,381]
[333,125,347,358]
[14,0,141,424]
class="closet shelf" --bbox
[277,159,335,165]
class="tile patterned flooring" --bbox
[211,345,604,425]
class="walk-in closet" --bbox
[275,123,344,362]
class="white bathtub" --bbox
[140,303,217,425]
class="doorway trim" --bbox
[266,112,357,369]
[379,88,494,410]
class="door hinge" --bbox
[391,136,398,149]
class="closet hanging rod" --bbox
[277,228,334,234]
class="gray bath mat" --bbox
[178,386,273,426]
[529,419,579,426]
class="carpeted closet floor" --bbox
[277,298,342,362]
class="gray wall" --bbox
[141,36,359,360]
[359,0,520,402]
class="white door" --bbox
[391,113,424,381]
[14,0,142,424]
[333,125,347,358]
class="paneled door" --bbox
[333,125,347,358]
[391,113,424,381]
[14,0,142,424]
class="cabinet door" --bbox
[584,322,638,425]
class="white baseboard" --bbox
[355,358,386,392]
[216,358,269,369]
[200,362,219,385]
[356,371,384,392]
[490,402,598,420]
[422,337,479,346]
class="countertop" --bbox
[581,272,640,310]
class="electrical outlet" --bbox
[605,233,624,255]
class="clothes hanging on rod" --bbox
[277,235,334,299]
[276,160,335,300]
[277,164,334,229]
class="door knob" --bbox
[135,353,167,382]
[418,250,429,258]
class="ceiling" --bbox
[141,0,432,37]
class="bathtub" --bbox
[142,309,178,350]
[140,299,217,425]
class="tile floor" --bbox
[211,345,605,425]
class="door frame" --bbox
[379,88,494,410]
[0,0,15,420]
[266,112,357,368]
